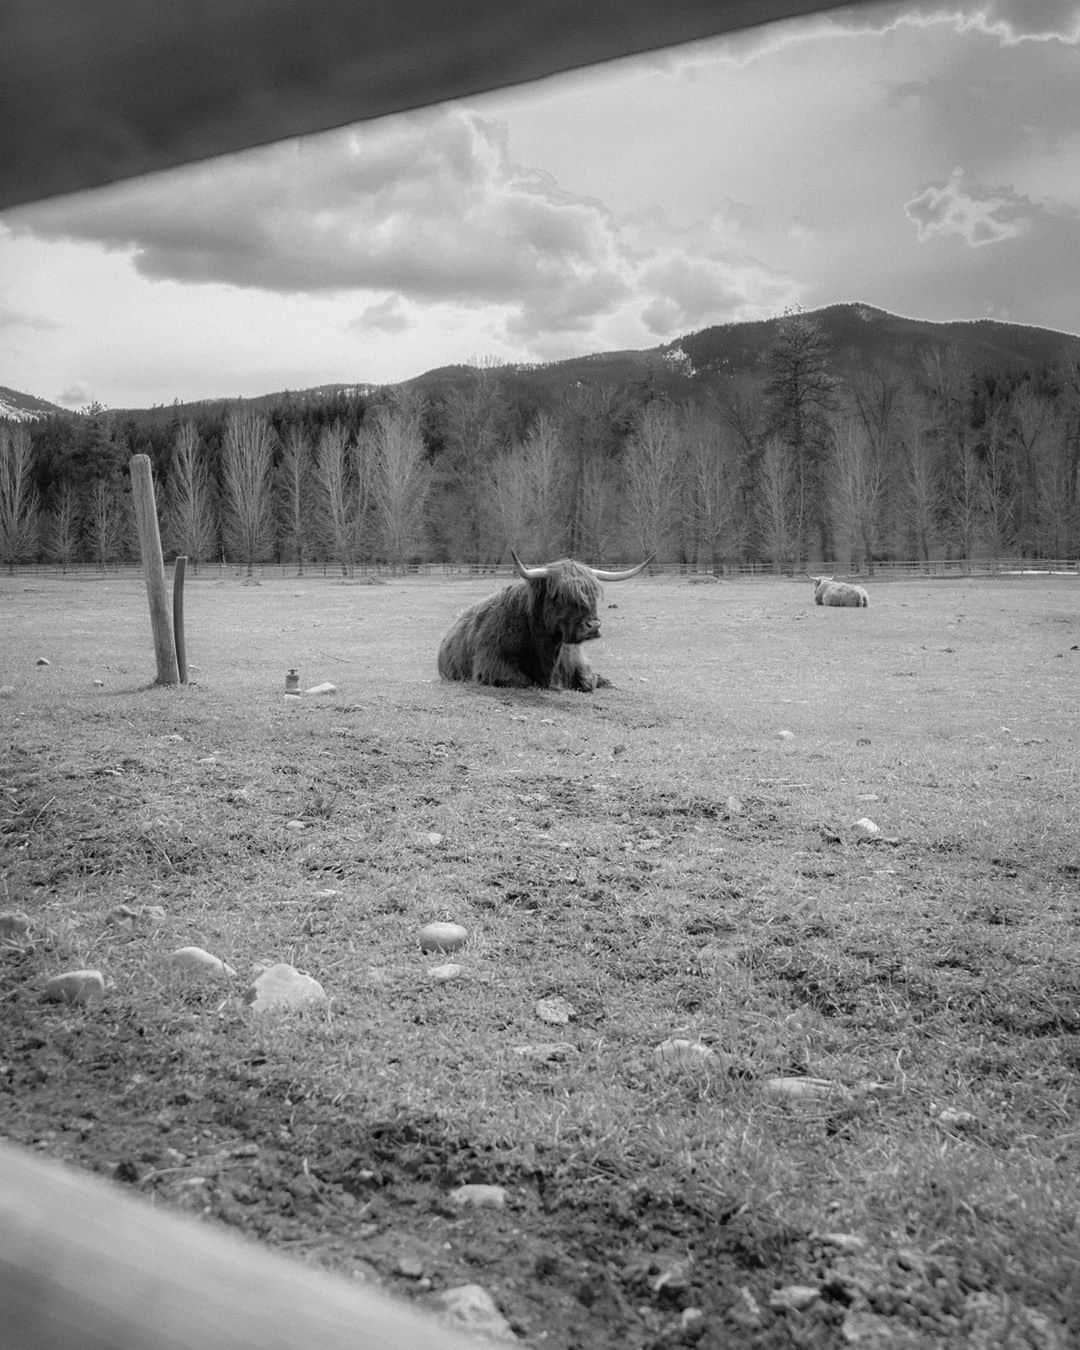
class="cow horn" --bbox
[589,555,654,582]
[510,549,549,579]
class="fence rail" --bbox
[3,557,1079,582]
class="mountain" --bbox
[0,385,68,422]
[667,303,1080,383]
[6,304,1080,424]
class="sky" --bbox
[1,0,1079,411]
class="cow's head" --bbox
[511,552,652,646]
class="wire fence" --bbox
[4,556,1079,582]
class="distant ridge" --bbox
[6,303,1080,422]
[0,385,68,422]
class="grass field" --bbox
[2,571,1079,1348]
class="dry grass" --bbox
[2,571,1079,1347]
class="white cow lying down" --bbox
[812,575,869,607]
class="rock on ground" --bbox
[246,963,327,1012]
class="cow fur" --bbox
[812,575,869,608]
[437,559,617,691]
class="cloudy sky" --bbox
[2,1,1079,410]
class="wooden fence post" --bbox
[0,1139,481,1350]
[129,454,180,686]
[173,554,188,684]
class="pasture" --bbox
[2,571,1079,1348]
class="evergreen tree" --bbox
[763,314,839,563]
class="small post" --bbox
[129,454,180,686]
[173,555,188,684]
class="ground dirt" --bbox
[2,571,1079,1348]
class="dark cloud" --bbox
[3,106,797,347]
[351,295,412,335]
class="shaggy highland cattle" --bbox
[437,552,652,691]
[812,575,869,607]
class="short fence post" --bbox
[129,454,180,687]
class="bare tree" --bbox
[623,400,682,560]
[315,420,366,573]
[757,434,797,572]
[163,421,218,566]
[277,423,315,574]
[681,406,738,570]
[828,416,887,571]
[435,364,508,562]
[367,393,431,570]
[1007,385,1052,555]
[490,411,568,559]
[85,477,130,569]
[943,432,982,566]
[716,372,766,555]
[221,410,276,573]
[490,446,532,554]
[0,422,40,570]
[1031,404,1075,557]
[978,405,1015,559]
[576,454,617,562]
[899,422,937,566]
[43,480,81,571]
[561,384,624,556]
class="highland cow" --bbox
[437,552,652,691]
[812,575,869,607]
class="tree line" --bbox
[3,316,1080,573]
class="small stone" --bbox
[428,963,463,982]
[395,1253,426,1279]
[769,1284,820,1312]
[680,1307,707,1341]
[285,819,307,831]
[426,1284,515,1343]
[727,1286,763,1330]
[763,1076,840,1100]
[424,832,444,845]
[306,682,337,695]
[934,1105,979,1130]
[164,733,183,743]
[418,922,467,953]
[852,817,881,839]
[726,794,743,815]
[0,912,31,939]
[36,657,50,666]
[841,1311,901,1344]
[655,1038,715,1065]
[449,1184,507,1209]
[93,679,104,687]
[168,947,237,978]
[246,963,327,1012]
[0,686,15,698]
[43,970,105,1005]
[777,728,795,740]
[812,1232,867,1255]
[513,1043,579,1062]
[534,995,575,1025]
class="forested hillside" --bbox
[2,305,1079,571]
